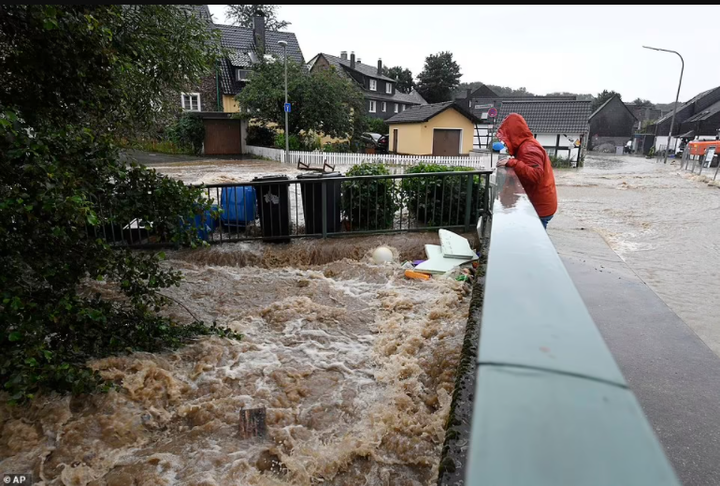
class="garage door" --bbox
[432,129,461,156]
[204,119,242,155]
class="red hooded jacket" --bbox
[497,114,557,218]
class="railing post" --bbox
[464,173,474,232]
[321,179,328,238]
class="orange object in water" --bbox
[404,269,430,280]
[689,141,720,156]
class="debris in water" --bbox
[439,229,475,259]
[404,269,430,281]
[372,245,394,264]
[239,407,267,439]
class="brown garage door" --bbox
[432,129,461,156]
[204,119,242,155]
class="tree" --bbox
[488,85,531,97]
[0,5,238,403]
[592,90,622,112]
[236,59,365,140]
[383,66,415,94]
[226,4,290,31]
[631,98,654,108]
[416,52,462,104]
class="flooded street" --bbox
[554,154,720,356]
[1,235,470,485]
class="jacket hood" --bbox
[497,113,534,156]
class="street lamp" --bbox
[643,45,684,164]
[278,40,289,163]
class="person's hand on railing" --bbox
[496,157,514,168]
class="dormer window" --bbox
[237,69,251,82]
[369,79,377,91]
[386,83,392,94]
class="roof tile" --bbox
[497,100,592,133]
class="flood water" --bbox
[0,226,471,483]
[554,154,720,356]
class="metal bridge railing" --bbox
[464,168,680,486]
[88,170,493,247]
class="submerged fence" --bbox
[92,170,493,247]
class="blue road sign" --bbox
[284,103,291,113]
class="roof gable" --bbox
[317,53,395,82]
[589,95,637,121]
[497,100,592,133]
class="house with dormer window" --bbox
[307,51,426,121]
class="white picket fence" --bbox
[245,145,492,169]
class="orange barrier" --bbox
[689,140,720,156]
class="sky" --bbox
[208,5,720,104]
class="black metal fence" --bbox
[93,170,493,247]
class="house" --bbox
[496,100,592,160]
[625,103,662,131]
[180,6,305,113]
[648,85,720,151]
[307,52,426,121]
[385,101,481,156]
[588,95,637,152]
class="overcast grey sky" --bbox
[208,5,720,104]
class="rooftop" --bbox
[386,101,480,124]
[497,100,592,133]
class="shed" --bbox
[386,102,481,156]
[496,100,592,160]
[189,112,247,156]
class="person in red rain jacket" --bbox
[496,113,558,229]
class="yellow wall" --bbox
[223,95,240,113]
[389,107,475,155]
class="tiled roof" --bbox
[386,101,481,125]
[655,88,715,124]
[408,89,427,105]
[497,100,592,133]
[212,23,304,95]
[317,53,396,82]
[684,99,720,123]
[366,90,425,105]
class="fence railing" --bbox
[244,145,492,169]
[92,170,493,247]
[463,168,680,485]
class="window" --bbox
[369,79,377,91]
[237,69,251,81]
[386,83,392,94]
[402,104,406,111]
[369,100,376,113]
[394,103,399,113]
[181,93,201,112]
[382,102,386,112]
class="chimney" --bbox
[357,57,361,64]
[377,58,382,75]
[466,88,472,99]
[340,51,348,61]
[350,51,355,69]
[253,10,266,56]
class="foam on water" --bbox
[0,246,470,485]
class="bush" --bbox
[302,132,322,151]
[401,163,484,227]
[549,154,574,168]
[341,163,399,230]
[323,141,352,153]
[246,124,277,147]
[365,117,389,135]
[274,132,303,151]
[167,113,205,155]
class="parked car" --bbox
[377,134,388,153]
[360,132,382,147]
[360,132,389,154]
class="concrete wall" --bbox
[389,108,474,155]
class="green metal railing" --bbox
[464,168,680,485]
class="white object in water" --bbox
[414,244,476,275]
[439,229,475,259]
[372,246,394,264]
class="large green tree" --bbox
[236,59,365,140]
[383,66,415,94]
[592,89,622,112]
[226,4,290,31]
[0,5,237,403]
[416,52,462,103]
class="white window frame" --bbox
[386,83,392,94]
[369,100,376,113]
[181,92,201,112]
[369,79,377,91]
[237,69,251,82]
[394,103,399,113]
[382,102,387,112]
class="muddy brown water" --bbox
[0,236,472,485]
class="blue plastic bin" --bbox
[492,141,505,152]
[220,186,256,227]
[178,204,218,241]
